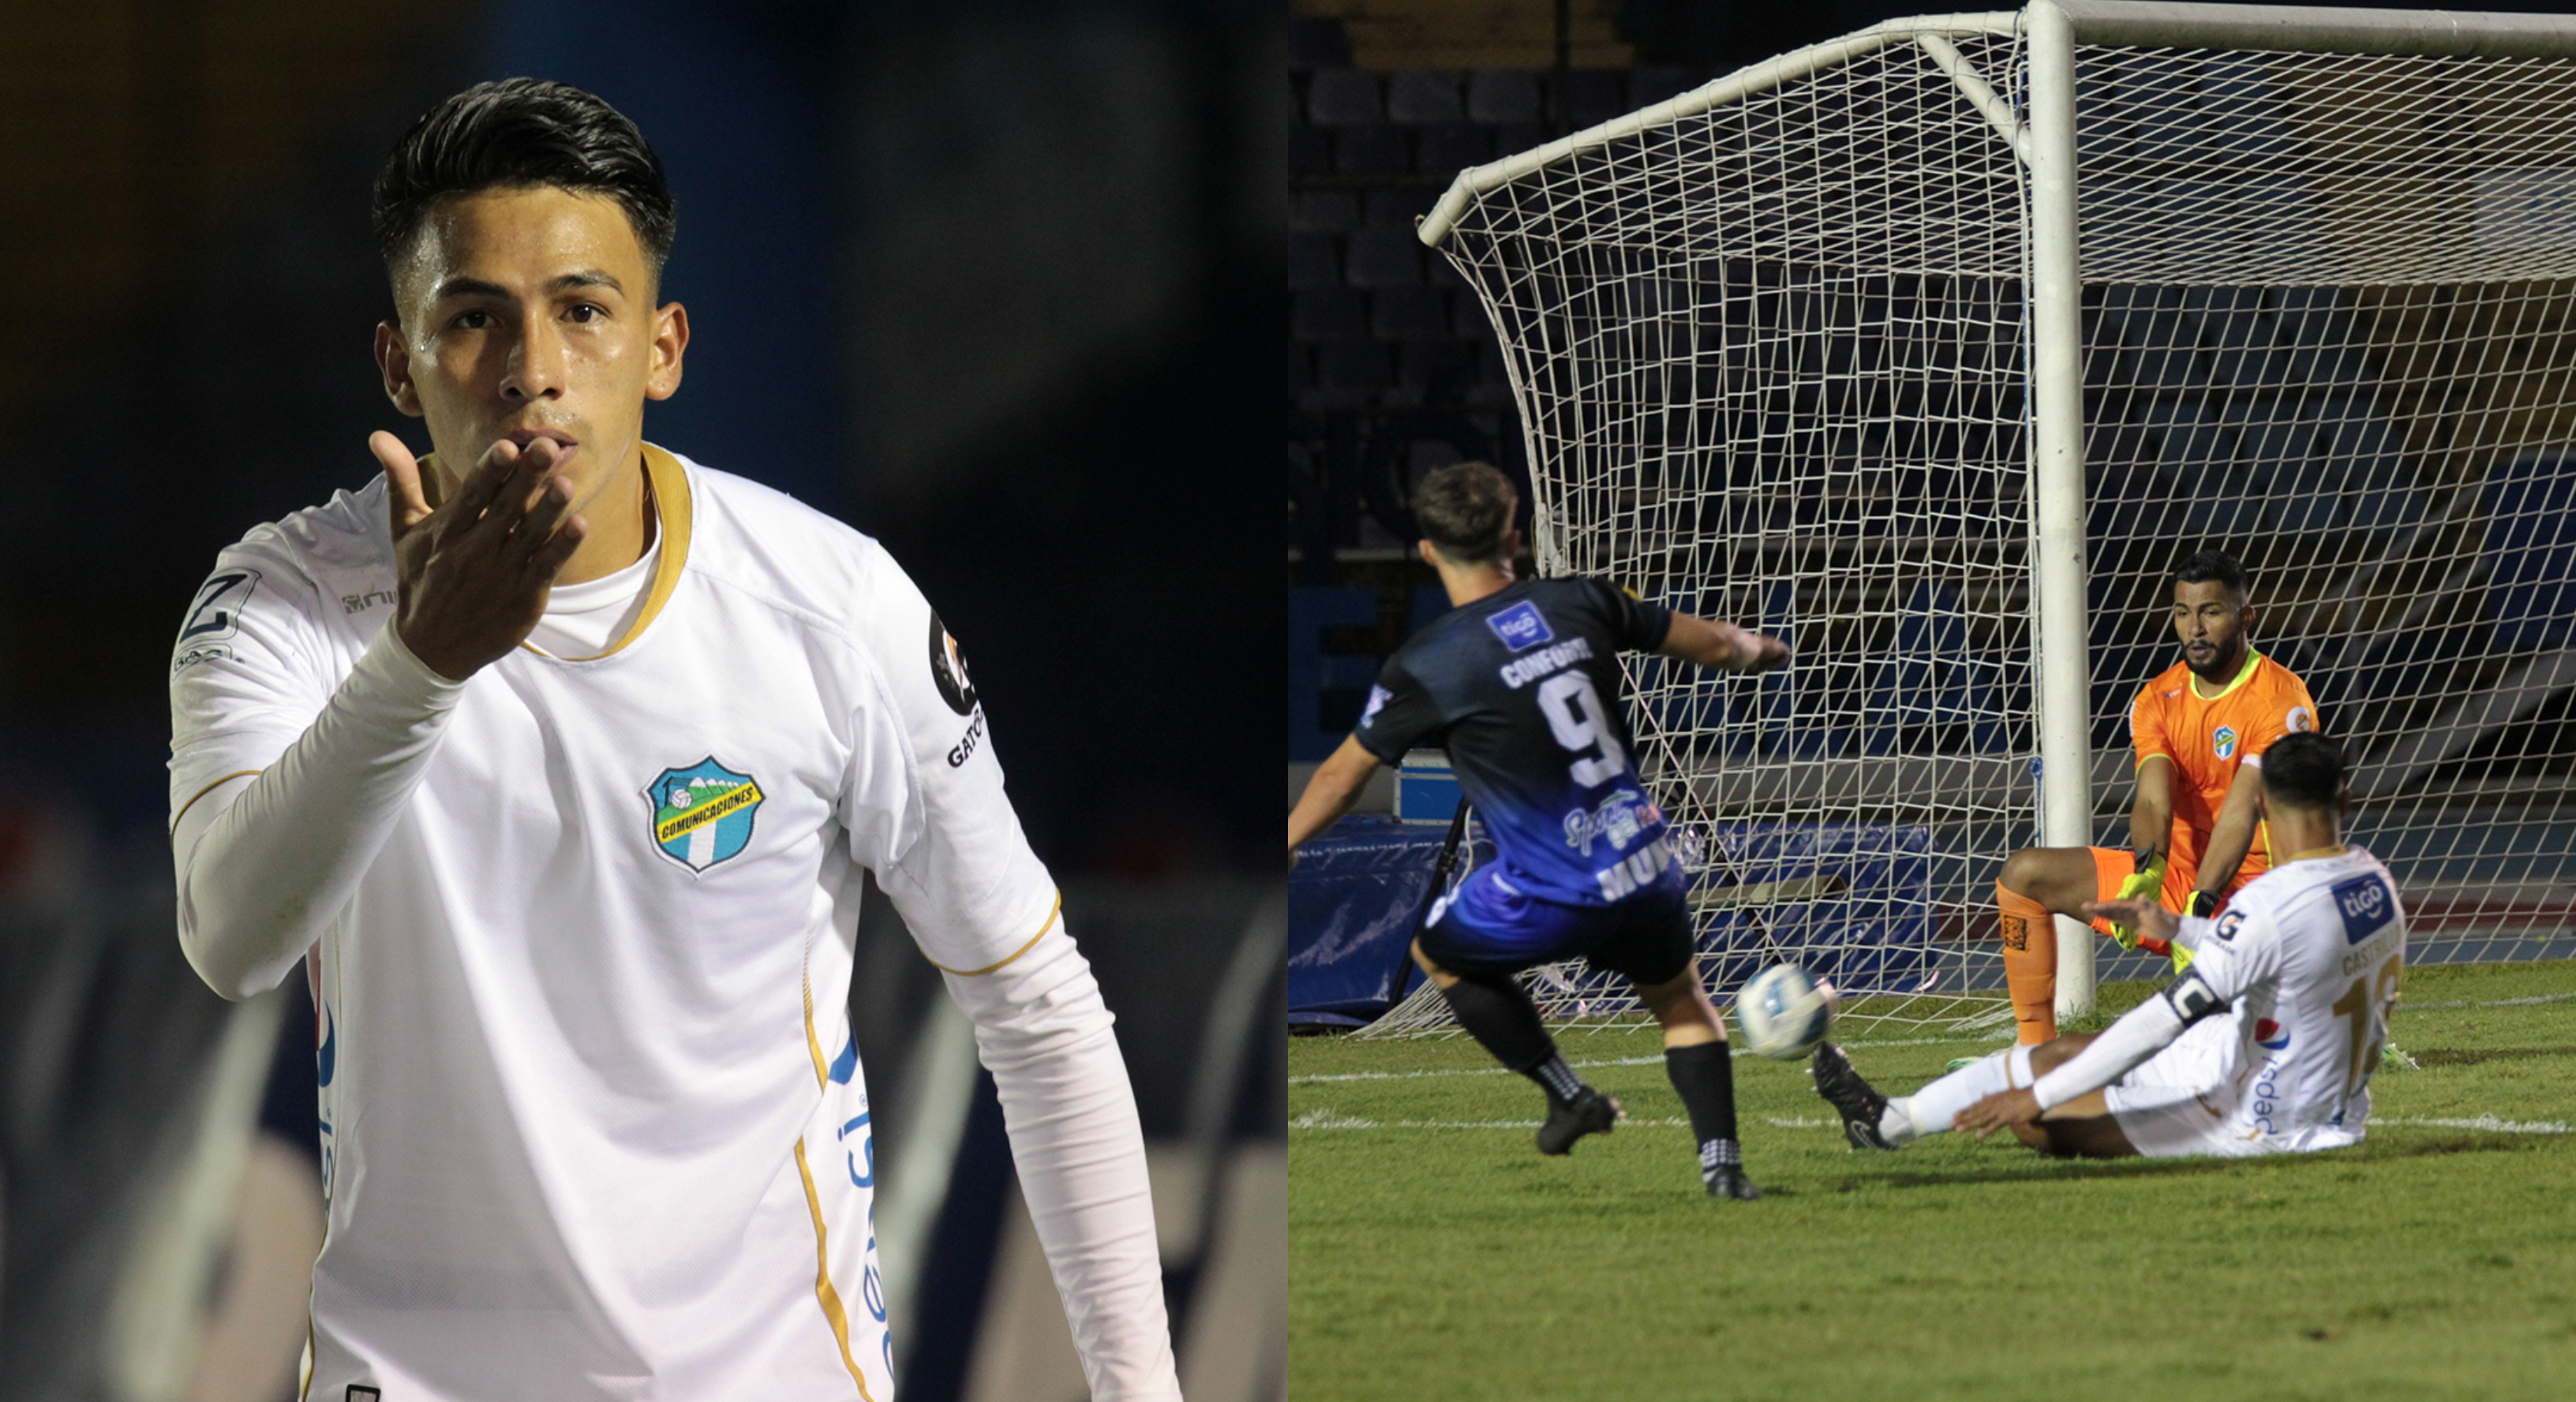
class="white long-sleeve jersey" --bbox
[2033,845,2406,1153]
[167,446,1178,1400]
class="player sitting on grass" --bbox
[1287,461,1790,1198]
[1992,548,2320,1044]
[1812,732,2402,1160]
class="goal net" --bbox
[1367,1,2576,1039]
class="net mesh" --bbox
[1368,21,2576,1038]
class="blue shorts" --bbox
[1418,856,1694,986]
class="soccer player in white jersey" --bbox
[166,80,1179,1400]
[1808,733,2402,1160]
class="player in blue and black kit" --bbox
[1289,462,1788,1198]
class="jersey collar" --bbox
[2189,646,2263,702]
[409,441,694,662]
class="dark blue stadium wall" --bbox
[483,0,846,511]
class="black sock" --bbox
[1437,973,1578,1103]
[1665,1041,1740,1175]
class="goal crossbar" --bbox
[1419,2,2576,249]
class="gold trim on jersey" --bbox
[795,1138,878,1400]
[927,891,1063,976]
[2189,646,2265,703]
[550,443,695,661]
[803,955,829,1091]
[169,769,262,840]
[419,441,695,663]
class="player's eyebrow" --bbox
[548,269,623,296]
[429,270,625,301]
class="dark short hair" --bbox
[1413,461,1517,565]
[373,79,676,290]
[2261,731,2347,809]
[2174,547,2252,602]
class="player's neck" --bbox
[554,450,657,585]
[2187,643,2252,699]
[1440,562,1517,608]
[2271,810,2344,862]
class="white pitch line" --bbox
[1291,1110,1692,1131]
[1294,1111,2569,1135]
[2376,1115,2567,1135]
[2399,990,2576,1011]
[1290,1033,2005,1086]
[1293,991,2574,1086]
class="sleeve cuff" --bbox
[351,622,468,717]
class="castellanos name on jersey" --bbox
[1352,578,1675,907]
[166,446,1055,1398]
[2187,847,2406,1151]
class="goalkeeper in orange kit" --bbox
[1991,549,2320,1044]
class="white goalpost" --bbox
[1367,1,2576,1038]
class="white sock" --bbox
[1897,1045,2035,1139]
[1880,1097,1923,1147]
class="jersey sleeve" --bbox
[2177,899,2276,1003]
[1350,658,1443,765]
[840,547,1060,974]
[1585,578,1673,652]
[2241,668,2320,769]
[2129,682,2171,768]
[167,539,339,830]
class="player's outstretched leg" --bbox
[1872,1044,2039,1147]
[1635,964,1759,1199]
[1810,1041,1893,1150]
[1426,959,1618,1154]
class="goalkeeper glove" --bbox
[2166,891,2220,971]
[2107,847,2166,950]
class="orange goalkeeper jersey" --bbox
[2129,649,2319,893]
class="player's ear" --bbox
[646,300,688,401]
[1417,539,1441,570]
[375,321,425,417]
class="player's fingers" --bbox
[444,437,525,525]
[523,514,587,578]
[510,475,577,554]
[373,432,432,536]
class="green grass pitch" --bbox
[1290,960,2576,1400]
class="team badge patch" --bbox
[2213,725,2238,760]
[646,758,766,873]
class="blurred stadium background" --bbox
[0,1,1279,1398]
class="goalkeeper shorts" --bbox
[1420,859,1694,987]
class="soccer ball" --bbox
[1734,963,1834,1060]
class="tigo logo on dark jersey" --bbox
[1485,600,1553,652]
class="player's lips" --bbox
[500,430,578,463]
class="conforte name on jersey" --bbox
[1499,636,1594,690]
